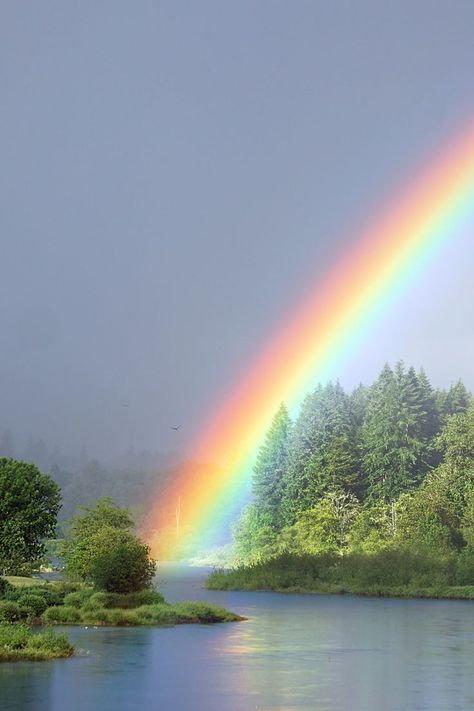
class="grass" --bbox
[0,623,73,662]
[206,551,474,600]
[41,599,244,626]
[4,576,46,588]
[0,576,243,633]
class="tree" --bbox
[87,528,155,593]
[233,503,278,564]
[281,382,359,525]
[438,380,471,418]
[0,458,61,574]
[60,498,155,591]
[348,503,395,554]
[362,363,427,503]
[291,489,360,555]
[252,403,292,531]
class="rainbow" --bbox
[144,123,474,558]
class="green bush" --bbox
[28,628,73,655]
[94,590,165,609]
[89,536,156,593]
[134,604,178,625]
[63,589,94,608]
[82,592,108,611]
[0,578,14,599]
[0,622,31,649]
[42,605,82,624]
[17,594,48,617]
[455,548,474,585]
[171,601,237,623]
[2,586,22,602]
[0,600,23,622]
[0,623,74,660]
[107,609,139,625]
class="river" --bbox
[1,564,474,710]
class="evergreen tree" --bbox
[251,403,292,531]
[437,380,471,418]
[362,362,426,503]
[281,382,359,525]
[416,367,442,468]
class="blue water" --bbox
[2,564,474,710]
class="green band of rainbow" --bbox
[144,123,474,557]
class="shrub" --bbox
[17,594,48,617]
[2,586,22,602]
[0,623,74,660]
[134,604,178,625]
[107,609,139,626]
[42,605,82,624]
[0,600,23,622]
[82,592,108,611]
[89,535,156,593]
[456,548,474,585]
[171,601,238,623]
[0,578,14,598]
[28,628,73,655]
[63,589,94,608]
[96,590,165,609]
[0,622,31,649]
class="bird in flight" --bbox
[170,425,181,431]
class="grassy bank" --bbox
[0,623,73,662]
[206,551,474,600]
[0,578,243,637]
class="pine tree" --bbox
[438,380,472,417]
[362,362,426,503]
[251,403,292,531]
[281,382,359,525]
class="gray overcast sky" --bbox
[1,1,473,460]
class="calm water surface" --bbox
[1,564,474,710]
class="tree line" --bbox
[235,362,474,564]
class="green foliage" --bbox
[0,601,23,622]
[282,383,359,525]
[348,503,394,553]
[362,363,432,503]
[291,490,360,555]
[0,578,14,598]
[0,623,73,661]
[231,363,474,589]
[88,533,155,593]
[0,458,60,574]
[207,550,466,596]
[170,601,239,623]
[60,498,155,592]
[42,605,82,624]
[63,589,94,608]
[17,593,48,617]
[252,403,292,530]
[233,504,278,564]
[60,498,134,579]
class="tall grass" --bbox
[0,623,73,661]
[207,550,474,599]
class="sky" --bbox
[1,1,473,461]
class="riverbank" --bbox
[206,552,474,600]
[0,577,243,661]
[0,624,73,662]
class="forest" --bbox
[211,362,474,595]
